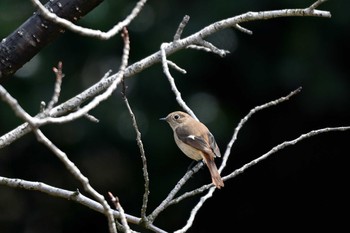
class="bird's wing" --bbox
[208,131,221,157]
[175,126,214,156]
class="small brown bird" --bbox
[160,111,224,189]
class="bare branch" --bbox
[158,73,304,225]
[187,39,230,57]
[1,1,345,232]
[155,31,309,225]
[147,162,203,223]
[233,24,253,35]
[0,85,37,126]
[220,87,303,172]
[309,0,329,10]
[120,93,150,221]
[47,61,64,110]
[34,129,118,233]
[174,187,216,233]
[82,109,100,123]
[172,125,350,232]
[0,175,169,233]
[153,87,346,229]
[173,15,190,41]
[120,29,150,222]
[168,126,350,210]
[30,0,147,40]
[166,88,304,207]
[0,0,104,80]
[160,43,196,119]
[22,26,130,126]
[167,60,187,74]
[0,176,140,223]
[28,26,133,233]
[1,3,331,148]
[109,192,131,233]
[0,25,133,233]
[227,126,350,178]
[165,87,304,230]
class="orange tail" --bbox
[205,158,224,189]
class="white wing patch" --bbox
[187,135,196,140]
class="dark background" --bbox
[1,0,349,232]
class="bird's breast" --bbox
[174,135,203,161]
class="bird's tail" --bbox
[205,158,224,189]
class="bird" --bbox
[160,111,224,189]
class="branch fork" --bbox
[2,1,347,233]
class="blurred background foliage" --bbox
[0,0,349,232]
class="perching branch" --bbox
[0,1,331,148]
[171,126,350,232]
[148,87,303,222]
[2,1,346,233]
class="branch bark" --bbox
[0,0,103,82]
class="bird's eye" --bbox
[173,114,180,120]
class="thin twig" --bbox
[227,127,350,180]
[233,24,253,35]
[309,0,328,10]
[0,85,37,126]
[109,192,131,233]
[167,60,187,74]
[160,43,197,120]
[120,29,150,222]
[174,187,216,233]
[220,87,303,172]
[174,15,190,41]
[188,39,230,57]
[121,91,150,221]
[147,162,203,223]
[171,126,350,232]
[47,61,64,109]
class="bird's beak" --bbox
[159,117,167,121]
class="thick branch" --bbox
[0,176,167,233]
[0,0,103,82]
[0,177,138,223]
